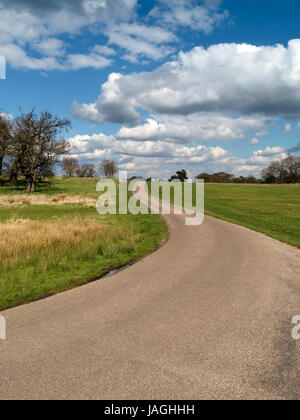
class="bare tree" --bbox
[99,159,117,179]
[10,110,71,192]
[262,155,300,184]
[62,157,79,177]
[76,164,96,178]
[0,114,12,177]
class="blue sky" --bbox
[1,0,300,178]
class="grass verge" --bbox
[204,184,300,248]
[0,178,167,311]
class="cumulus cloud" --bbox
[67,131,230,160]
[228,146,288,175]
[248,146,287,164]
[72,40,300,124]
[66,129,286,178]
[250,138,259,145]
[116,115,266,144]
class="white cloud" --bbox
[65,53,111,70]
[70,102,103,124]
[73,40,300,124]
[255,130,268,138]
[0,0,137,71]
[0,43,112,71]
[284,123,292,133]
[250,138,259,145]
[0,43,61,71]
[249,146,287,165]
[33,38,66,57]
[116,115,266,144]
[106,23,176,62]
[0,0,229,71]
[67,130,286,178]
[149,0,229,34]
[92,45,116,57]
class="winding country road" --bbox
[0,209,300,400]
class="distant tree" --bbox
[245,175,259,184]
[283,155,300,183]
[76,164,96,178]
[0,114,12,177]
[262,155,300,184]
[62,157,79,177]
[169,169,188,183]
[196,172,235,183]
[99,159,117,179]
[196,173,213,183]
[262,162,279,184]
[234,175,259,184]
[10,110,71,192]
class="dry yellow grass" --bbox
[0,194,96,207]
[0,219,136,271]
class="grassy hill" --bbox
[0,178,167,311]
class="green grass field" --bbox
[0,178,167,311]
[204,184,300,248]
[0,177,99,196]
[154,181,300,249]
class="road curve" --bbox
[0,211,300,400]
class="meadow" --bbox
[154,181,300,248]
[204,183,300,249]
[0,178,167,311]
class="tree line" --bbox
[62,157,117,180]
[169,155,300,184]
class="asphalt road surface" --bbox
[0,211,300,400]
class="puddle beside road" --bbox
[102,265,130,279]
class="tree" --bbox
[76,164,96,178]
[262,155,300,184]
[62,157,79,177]
[213,172,235,183]
[10,110,71,192]
[283,155,300,183]
[169,169,188,183]
[0,114,12,177]
[234,175,259,184]
[196,172,236,183]
[196,173,213,183]
[99,159,117,178]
